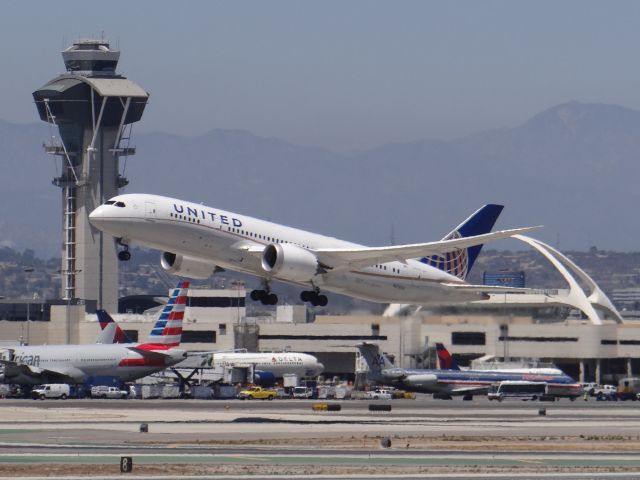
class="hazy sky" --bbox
[2,1,640,151]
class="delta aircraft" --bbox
[89,194,537,307]
[358,343,581,399]
[97,311,324,381]
[196,351,324,381]
[0,282,189,386]
[435,343,565,375]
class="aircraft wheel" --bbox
[266,293,278,305]
[250,290,262,301]
[300,291,311,302]
[317,295,328,307]
[118,250,131,261]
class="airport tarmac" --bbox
[1,396,640,478]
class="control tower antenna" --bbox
[33,38,149,313]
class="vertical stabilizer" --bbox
[357,343,394,381]
[420,204,504,280]
[435,343,460,370]
[144,281,189,348]
[96,309,134,344]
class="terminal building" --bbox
[1,283,639,385]
[3,39,636,389]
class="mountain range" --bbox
[1,101,639,257]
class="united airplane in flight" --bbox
[0,282,189,386]
[89,194,537,307]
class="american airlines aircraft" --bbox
[358,343,581,399]
[96,310,324,382]
[89,194,537,307]
[0,282,189,386]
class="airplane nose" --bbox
[316,362,325,374]
[88,206,105,227]
[89,205,123,236]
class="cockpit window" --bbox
[105,200,116,205]
[114,202,126,208]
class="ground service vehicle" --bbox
[32,384,70,400]
[91,385,128,399]
[593,384,617,400]
[292,386,313,399]
[488,381,549,401]
[366,389,393,400]
[237,386,277,400]
[617,378,640,400]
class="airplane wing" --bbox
[447,385,490,395]
[313,226,540,270]
[0,359,82,383]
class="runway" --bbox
[1,396,640,478]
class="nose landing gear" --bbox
[117,239,131,261]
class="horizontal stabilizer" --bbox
[126,346,171,360]
[442,283,542,295]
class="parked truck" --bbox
[32,384,71,400]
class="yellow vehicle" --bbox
[237,386,277,400]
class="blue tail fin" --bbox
[420,204,504,280]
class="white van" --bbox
[32,384,71,400]
[488,381,548,401]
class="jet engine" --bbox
[403,373,439,388]
[253,371,276,387]
[161,252,220,279]
[261,243,321,282]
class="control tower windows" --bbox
[64,59,118,73]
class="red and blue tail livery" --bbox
[435,342,460,370]
[96,309,134,344]
[142,281,189,348]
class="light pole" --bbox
[24,268,34,345]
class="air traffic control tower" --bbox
[33,40,149,313]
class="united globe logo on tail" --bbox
[421,231,469,280]
[420,204,504,280]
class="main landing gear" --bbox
[300,289,328,307]
[250,288,278,306]
[117,239,131,261]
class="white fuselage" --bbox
[209,352,324,378]
[89,193,480,305]
[1,344,186,385]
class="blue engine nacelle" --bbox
[253,371,276,387]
